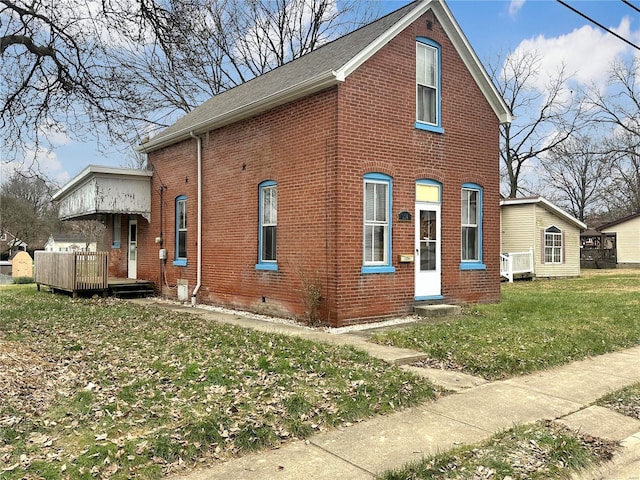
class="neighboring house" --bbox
[599,212,640,268]
[53,0,511,326]
[44,234,97,253]
[0,230,27,260]
[500,197,587,278]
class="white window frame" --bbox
[544,226,563,264]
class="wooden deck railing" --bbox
[500,248,534,283]
[35,251,109,294]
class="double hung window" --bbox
[416,38,443,133]
[257,181,278,270]
[461,184,484,269]
[174,196,187,266]
[362,173,394,273]
[544,226,562,264]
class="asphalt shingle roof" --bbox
[143,1,419,149]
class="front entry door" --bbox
[128,218,137,279]
[415,204,441,298]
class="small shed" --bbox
[501,196,586,278]
[10,251,33,278]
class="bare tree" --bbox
[488,51,585,198]
[1,0,379,165]
[0,0,154,160]
[586,57,640,216]
[0,171,61,246]
[540,132,611,223]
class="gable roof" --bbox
[500,196,587,230]
[139,0,511,153]
[599,211,640,231]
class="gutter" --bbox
[190,131,203,305]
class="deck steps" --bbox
[110,281,155,298]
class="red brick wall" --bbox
[140,9,502,326]
[331,11,501,324]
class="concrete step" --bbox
[414,304,461,318]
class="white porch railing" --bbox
[500,248,534,283]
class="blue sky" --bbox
[19,0,640,185]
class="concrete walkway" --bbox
[134,300,640,480]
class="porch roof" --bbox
[53,165,152,222]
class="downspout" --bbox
[190,131,202,306]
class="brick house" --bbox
[54,0,511,326]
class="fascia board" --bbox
[336,0,512,125]
[434,1,512,124]
[138,70,342,153]
[53,165,152,201]
[336,0,436,79]
[501,197,586,230]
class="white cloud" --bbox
[5,146,70,185]
[509,0,526,17]
[38,121,71,148]
[512,17,637,92]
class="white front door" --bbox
[415,203,441,299]
[128,218,137,279]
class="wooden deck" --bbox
[34,251,154,298]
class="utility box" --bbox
[177,279,189,302]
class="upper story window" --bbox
[416,38,443,134]
[461,183,485,270]
[174,195,187,266]
[256,181,278,271]
[544,226,563,264]
[362,173,395,274]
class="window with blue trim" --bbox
[256,181,277,271]
[461,183,485,269]
[174,195,187,266]
[111,214,121,248]
[415,38,443,133]
[362,173,394,274]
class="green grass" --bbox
[379,421,618,480]
[0,286,437,479]
[371,272,640,379]
[595,382,640,420]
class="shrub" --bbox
[13,276,34,284]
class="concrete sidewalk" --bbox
[135,300,640,480]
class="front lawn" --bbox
[371,272,640,380]
[0,286,437,479]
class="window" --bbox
[544,226,563,264]
[112,214,121,248]
[174,195,187,266]
[256,181,277,270]
[461,183,485,269]
[415,38,443,133]
[362,173,394,274]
